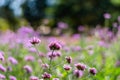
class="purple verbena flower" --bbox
[29,37,41,45]
[41,63,49,69]
[29,76,39,80]
[42,72,51,79]
[65,56,72,64]
[24,55,35,62]
[63,64,71,71]
[73,70,83,78]
[89,68,97,75]
[8,57,18,65]
[0,64,6,72]
[57,22,68,29]
[49,41,61,50]
[75,63,86,71]
[0,74,6,79]
[104,13,111,19]
[9,76,17,80]
[53,78,59,80]
[23,65,32,73]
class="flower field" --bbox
[0,26,120,80]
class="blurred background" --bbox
[0,0,120,34]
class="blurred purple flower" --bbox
[57,22,68,29]
[8,57,18,65]
[28,47,37,53]
[73,70,83,78]
[7,66,12,72]
[9,76,17,80]
[115,60,120,67]
[104,13,111,19]
[78,26,85,32]
[53,78,59,80]
[63,46,70,52]
[98,41,107,48]
[24,55,35,62]
[72,46,81,52]
[29,76,39,80]
[42,72,51,79]
[29,37,41,45]
[0,54,4,61]
[75,63,86,71]
[89,68,97,75]
[41,63,49,69]
[72,34,81,39]
[47,51,57,59]
[65,56,72,64]
[49,41,61,50]
[118,16,120,22]
[0,74,6,79]
[24,65,33,73]
[113,22,118,28]
[0,64,6,72]
[63,64,71,71]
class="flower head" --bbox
[65,56,72,64]
[75,63,86,71]
[29,37,41,45]
[30,76,39,80]
[89,68,97,75]
[63,64,71,71]
[23,65,32,73]
[73,70,83,78]
[9,76,16,80]
[24,55,35,62]
[8,57,18,65]
[49,41,61,50]
[104,13,111,19]
[53,78,59,80]
[0,64,6,72]
[0,74,6,79]
[42,72,51,79]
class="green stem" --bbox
[34,44,45,64]
[49,50,54,73]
